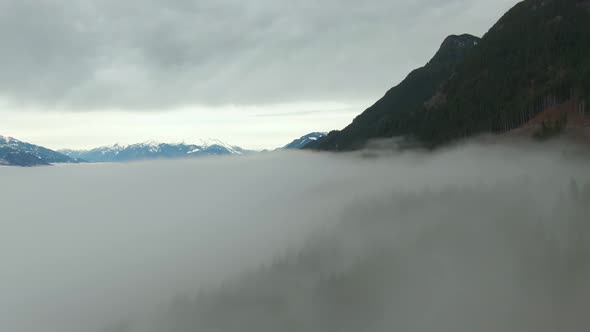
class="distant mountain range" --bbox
[283,132,327,149]
[59,139,252,163]
[60,134,333,162]
[0,132,327,166]
[309,0,590,150]
[0,135,79,166]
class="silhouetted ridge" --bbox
[307,34,480,151]
[310,0,590,150]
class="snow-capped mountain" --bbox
[0,135,79,166]
[283,132,328,149]
[60,139,252,163]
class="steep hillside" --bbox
[308,34,480,150]
[311,0,590,150]
[418,0,590,144]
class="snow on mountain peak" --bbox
[59,138,247,162]
[0,135,22,145]
[194,138,242,154]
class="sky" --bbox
[0,0,520,150]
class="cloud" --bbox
[1,140,590,331]
[0,0,518,110]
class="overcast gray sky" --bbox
[0,0,519,149]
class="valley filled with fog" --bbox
[1,141,590,332]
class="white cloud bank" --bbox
[1,140,589,332]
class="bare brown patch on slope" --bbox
[506,98,590,142]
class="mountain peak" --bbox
[308,33,481,151]
[440,34,480,49]
[1,135,77,166]
[0,135,21,145]
[311,0,590,150]
[284,132,328,149]
[430,34,480,66]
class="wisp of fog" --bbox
[1,141,589,332]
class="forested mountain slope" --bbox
[311,0,590,150]
[418,0,590,144]
[309,34,480,150]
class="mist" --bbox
[1,141,590,332]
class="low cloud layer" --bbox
[1,141,590,332]
[0,0,518,110]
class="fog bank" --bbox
[1,141,589,332]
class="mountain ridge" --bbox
[283,132,328,149]
[417,0,590,144]
[310,0,590,150]
[60,139,251,163]
[0,135,79,166]
[307,34,481,150]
